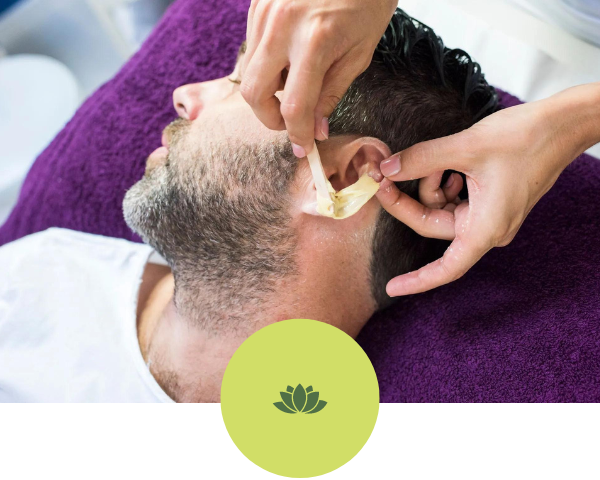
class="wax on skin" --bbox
[316,174,379,220]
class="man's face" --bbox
[144,44,289,187]
[123,49,300,311]
[144,52,284,180]
[124,46,383,328]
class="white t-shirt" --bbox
[0,228,174,403]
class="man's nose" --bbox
[173,85,202,121]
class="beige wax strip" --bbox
[306,142,335,216]
[306,141,379,220]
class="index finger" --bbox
[385,233,491,296]
[246,0,257,46]
[240,43,288,131]
[376,178,456,240]
[280,52,330,156]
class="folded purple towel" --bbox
[2,0,598,402]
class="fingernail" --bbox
[380,155,401,177]
[320,117,329,139]
[444,173,455,188]
[292,143,307,158]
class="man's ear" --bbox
[322,136,390,191]
[299,136,391,217]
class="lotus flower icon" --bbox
[273,384,327,414]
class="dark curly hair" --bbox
[328,8,499,309]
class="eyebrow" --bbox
[229,41,247,84]
[236,41,247,63]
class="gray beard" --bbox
[123,122,298,332]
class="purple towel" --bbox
[2,0,599,402]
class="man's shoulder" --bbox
[0,228,167,403]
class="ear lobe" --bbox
[328,137,389,191]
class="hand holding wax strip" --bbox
[306,141,379,220]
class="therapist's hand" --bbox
[241,0,397,158]
[376,83,600,297]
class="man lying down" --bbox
[0,10,497,402]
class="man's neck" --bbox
[136,261,373,403]
[137,263,275,402]
[142,300,248,402]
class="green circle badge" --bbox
[221,319,379,478]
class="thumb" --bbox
[313,51,371,140]
[380,130,475,182]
